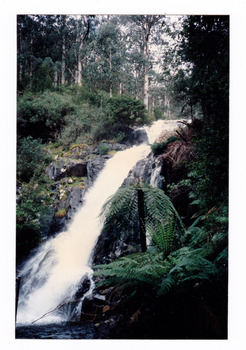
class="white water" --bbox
[16,120,178,325]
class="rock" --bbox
[122,153,154,185]
[66,186,85,220]
[123,128,148,145]
[87,156,109,185]
[47,159,87,181]
[74,274,91,299]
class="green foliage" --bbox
[32,57,55,92]
[179,16,229,210]
[153,108,164,120]
[105,95,149,127]
[94,251,174,296]
[151,135,180,156]
[95,206,228,300]
[58,104,106,148]
[17,136,52,182]
[100,182,185,253]
[16,182,54,263]
[17,91,75,142]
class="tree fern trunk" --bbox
[137,189,147,252]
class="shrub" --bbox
[151,136,180,156]
[154,108,164,120]
[17,136,52,182]
[105,95,150,127]
[17,91,75,142]
[16,183,53,263]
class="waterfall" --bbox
[16,120,178,325]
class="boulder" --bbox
[47,159,87,181]
[87,156,110,185]
[123,128,148,145]
[122,153,154,185]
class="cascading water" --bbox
[16,120,178,325]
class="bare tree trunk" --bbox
[77,45,83,86]
[61,36,66,85]
[18,25,23,83]
[109,49,112,98]
[53,63,58,88]
[143,23,150,110]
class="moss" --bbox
[56,208,66,218]
[67,177,87,189]
[108,150,117,156]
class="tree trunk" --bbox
[143,21,151,110]
[18,25,23,83]
[77,48,83,86]
[137,189,147,252]
[143,66,149,109]
[53,64,58,88]
[61,36,66,85]
[109,49,112,98]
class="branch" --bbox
[177,120,191,128]
[31,297,83,324]
[175,129,187,142]
[67,67,77,80]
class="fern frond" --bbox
[157,275,174,296]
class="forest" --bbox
[16,15,229,339]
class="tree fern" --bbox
[100,181,185,253]
[95,187,227,304]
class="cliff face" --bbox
[44,129,150,239]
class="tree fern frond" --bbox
[157,275,174,296]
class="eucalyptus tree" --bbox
[120,15,167,111]
[84,15,126,96]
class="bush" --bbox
[17,136,52,182]
[105,95,150,127]
[151,136,180,156]
[16,183,53,263]
[154,108,164,120]
[58,104,107,148]
[17,91,75,142]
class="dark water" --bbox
[16,322,110,339]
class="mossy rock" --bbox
[56,208,66,218]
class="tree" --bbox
[121,16,166,111]
[84,16,125,96]
[179,15,229,208]
[100,181,184,255]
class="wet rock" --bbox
[47,159,87,181]
[87,156,109,185]
[74,275,91,299]
[124,128,148,145]
[122,153,154,185]
[66,187,85,220]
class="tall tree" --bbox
[121,15,166,111]
[180,15,229,208]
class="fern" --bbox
[100,182,185,254]
[147,219,178,256]
[94,187,228,304]
[94,251,172,295]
